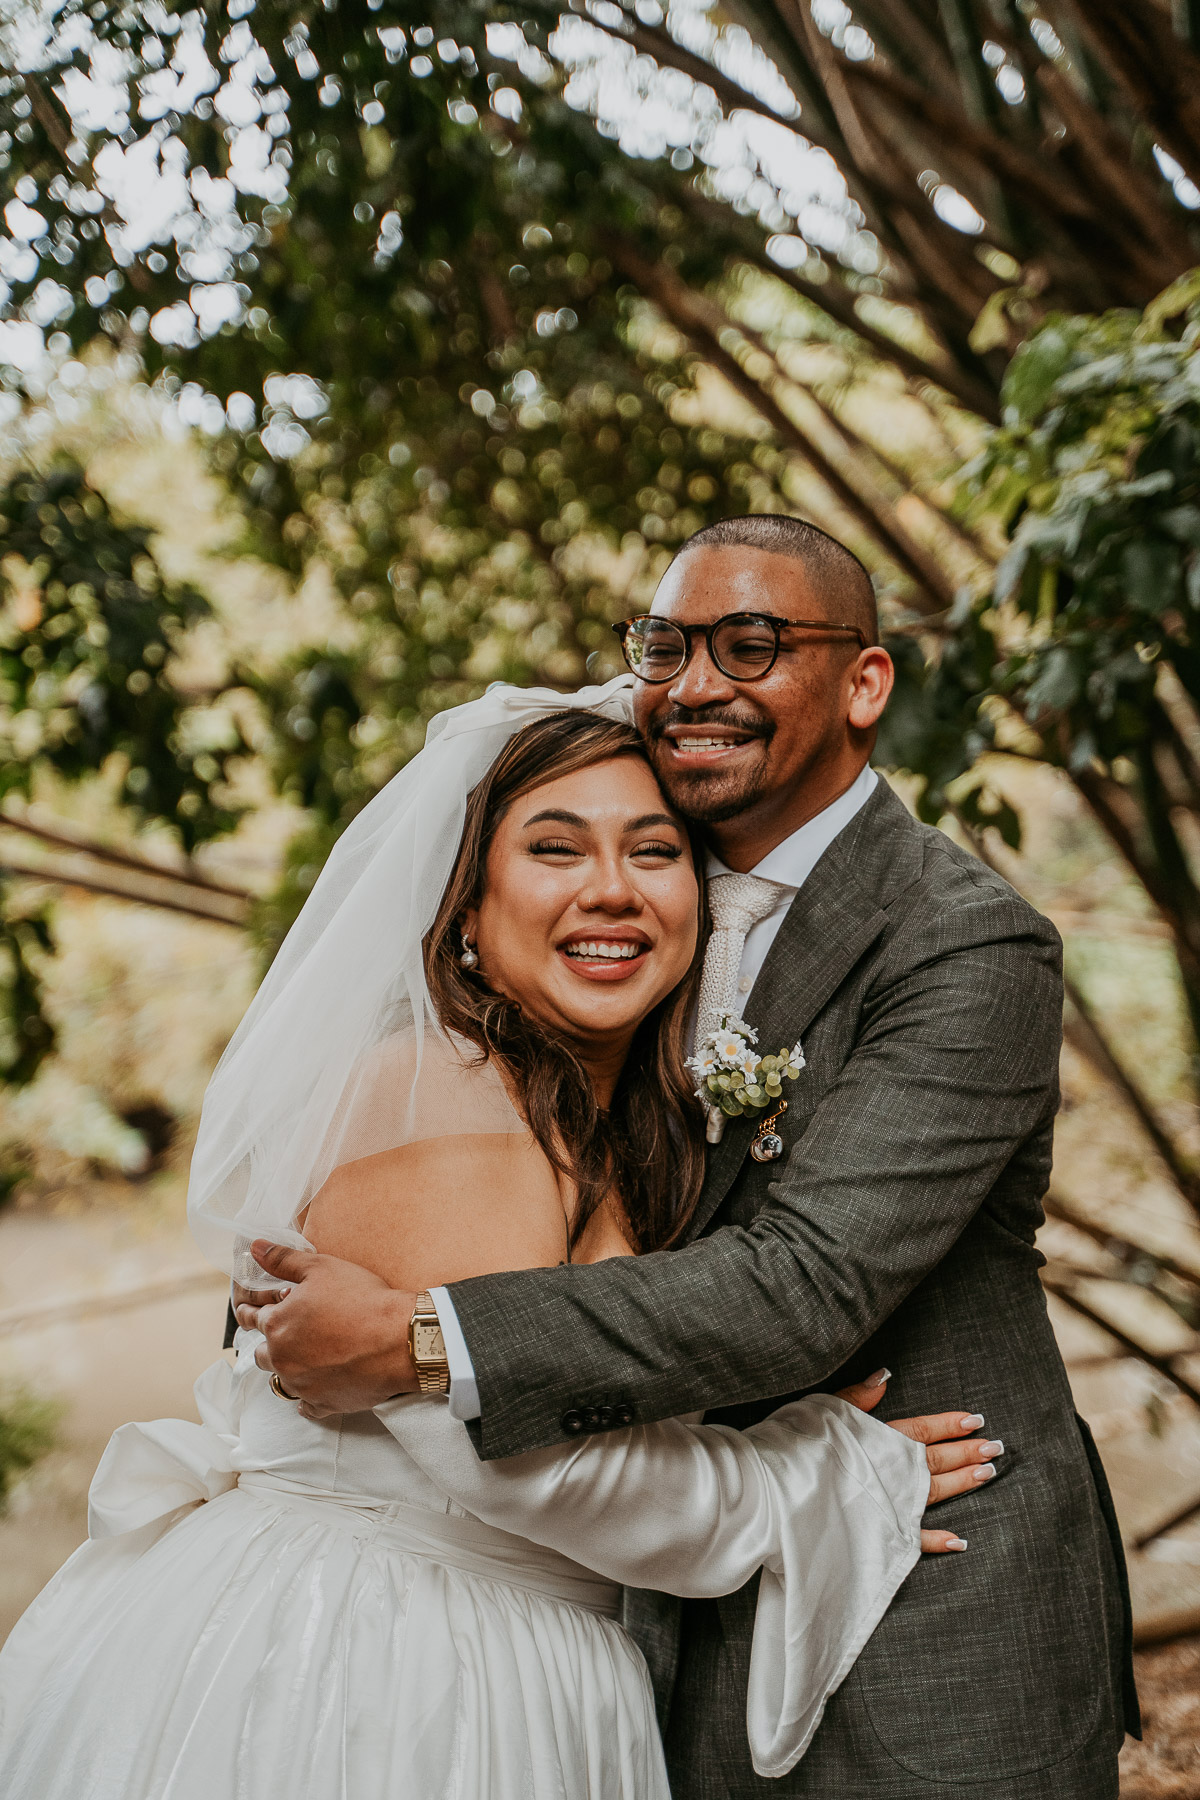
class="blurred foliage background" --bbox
[4,0,1200,1740]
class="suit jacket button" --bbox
[615,1404,634,1426]
[561,1409,584,1435]
[581,1407,600,1432]
[595,1405,614,1429]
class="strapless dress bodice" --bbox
[229,1356,464,1518]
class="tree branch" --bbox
[1036,63,1196,290]
[1070,764,1200,1004]
[954,803,1200,1214]
[1063,974,1200,1216]
[603,232,957,608]
[1044,1189,1200,1291]
[839,53,1099,226]
[0,852,249,927]
[0,806,250,900]
[1042,1273,1200,1410]
[674,185,1001,419]
[20,72,152,296]
[1131,1485,1200,1551]
[1065,0,1200,186]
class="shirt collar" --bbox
[705,764,878,894]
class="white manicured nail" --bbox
[867,1367,891,1387]
[980,1440,1004,1458]
[947,1537,968,1551]
[973,1463,996,1482]
[960,1413,984,1430]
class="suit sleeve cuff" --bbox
[429,1286,482,1422]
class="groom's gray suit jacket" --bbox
[448,778,1137,1797]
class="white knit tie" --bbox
[695,872,789,1142]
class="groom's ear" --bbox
[846,645,894,732]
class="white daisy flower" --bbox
[714,1031,746,1067]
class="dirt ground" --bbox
[1121,1640,1200,1799]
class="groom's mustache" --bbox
[645,705,775,742]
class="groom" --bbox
[237,515,1137,1796]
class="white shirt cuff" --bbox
[429,1286,481,1422]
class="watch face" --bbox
[414,1322,445,1363]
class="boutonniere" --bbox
[687,1013,806,1160]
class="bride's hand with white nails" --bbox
[837,1370,1001,1555]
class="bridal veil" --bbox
[187,676,635,1283]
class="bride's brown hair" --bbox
[424,712,708,1253]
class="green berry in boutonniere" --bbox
[687,1013,805,1120]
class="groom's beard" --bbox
[644,704,776,824]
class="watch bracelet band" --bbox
[410,1288,450,1395]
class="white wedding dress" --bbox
[0,1330,927,1799]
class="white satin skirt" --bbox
[0,1472,669,1800]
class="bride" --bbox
[0,680,996,1799]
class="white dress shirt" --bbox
[435,764,879,1421]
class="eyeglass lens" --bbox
[626,616,779,682]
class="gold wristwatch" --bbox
[408,1290,450,1395]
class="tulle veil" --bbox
[186,676,636,1285]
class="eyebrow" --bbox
[521,808,682,833]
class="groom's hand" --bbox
[233,1240,419,1415]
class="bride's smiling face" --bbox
[464,755,700,1052]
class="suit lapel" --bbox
[686,779,921,1240]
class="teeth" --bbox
[564,941,643,960]
[676,737,741,750]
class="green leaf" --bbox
[1137,269,1200,339]
[1121,537,1181,615]
[0,1386,61,1510]
[969,287,1020,356]
[1187,554,1200,611]
[1159,507,1200,546]
[0,890,56,1088]
[1000,321,1085,425]
[1023,645,1087,719]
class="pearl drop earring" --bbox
[460,932,479,971]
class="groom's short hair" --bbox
[678,514,878,646]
